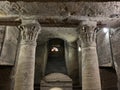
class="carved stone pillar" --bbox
[79,21,101,90]
[14,20,41,90]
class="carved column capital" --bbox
[18,20,41,45]
[78,21,97,47]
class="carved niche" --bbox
[0,26,19,65]
[96,30,113,67]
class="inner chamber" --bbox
[45,38,67,75]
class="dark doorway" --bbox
[45,38,67,75]
[100,67,118,90]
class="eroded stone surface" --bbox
[14,20,41,90]
[0,26,19,65]
[0,1,120,17]
[111,29,120,90]
[0,1,119,90]
[78,21,101,90]
[96,30,113,66]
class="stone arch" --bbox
[41,73,72,90]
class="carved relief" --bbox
[78,21,97,47]
[0,1,27,15]
[18,21,41,43]
[10,2,27,14]
[0,1,10,15]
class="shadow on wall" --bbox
[0,66,12,90]
[100,67,118,90]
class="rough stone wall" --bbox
[111,29,120,68]
[0,26,6,54]
[35,42,47,89]
[96,29,118,89]
[0,26,19,65]
[96,30,113,67]
[66,41,79,85]
[0,1,120,17]
[0,26,19,90]
[111,29,120,89]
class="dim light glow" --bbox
[103,27,109,33]
[50,87,63,90]
[51,47,59,52]
[78,47,81,52]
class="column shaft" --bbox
[14,20,41,90]
[82,47,101,90]
[14,43,36,90]
[79,21,101,90]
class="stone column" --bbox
[14,20,41,90]
[78,21,101,90]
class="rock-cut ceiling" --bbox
[0,1,120,42]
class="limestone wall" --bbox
[0,26,19,65]
[96,30,113,67]
[111,29,120,89]
[66,41,79,85]
[35,42,47,87]
[0,1,120,17]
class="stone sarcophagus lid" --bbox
[40,73,72,90]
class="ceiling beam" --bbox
[0,15,119,28]
[0,16,21,26]
[1,0,118,2]
[0,20,79,27]
[0,20,21,26]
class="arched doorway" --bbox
[45,38,67,75]
[41,73,72,90]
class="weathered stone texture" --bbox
[14,20,41,90]
[0,1,120,17]
[38,27,77,43]
[0,26,5,53]
[79,21,101,90]
[34,43,47,89]
[0,1,119,90]
[82,47,101,90]
[0,26,19,65]
[111,29,120,90]
[66,41,79,85]
[14,44,36,90]
[97,30,113,66]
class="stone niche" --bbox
[40,73,72,90]
[96,30,113,67]
[0,26,19,65]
